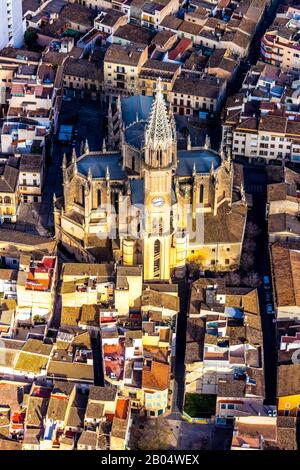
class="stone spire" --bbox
[88,167,92,181]
[116,94,121,112]
[240,181,246,203]
[72,147,77,174]
[187,133,192,151]
[145,77,172,150]
[204,133,210,150]
[106,166,110,195]
[84,138,89,154]
[220,146,225,160]
[168,104,176,135]
[72,147,76,164]
[62,153,68,183]
[106,165,110,181]
[102,138,106,153]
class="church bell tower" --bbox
[142,78,176,280]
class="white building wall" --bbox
[0,0,23,50]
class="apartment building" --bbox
[18,154,45,204]
[227,115,300,163]
[16,255,58,325]
[231,416,297,450]
[170,75,226,117]
[5,61,60,130]
[104,43,148,96]
[63,57,102,97]
[94,9,128,35]
[0,156,20,223]
[141,0,179,30]
[138,60,181,101]
[61,263,115,308]
[1,121,47,155]
[222,59,300,162]
[0,0,23,50]
[270,241,300,321]
[185,279,264,395]
[261,5,300,73]
[267,168,300,243]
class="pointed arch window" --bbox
[152,218,158,234]
[154,239,160,278]
[157,148,163,166]
[159,217,163,236]
[199,184,204,204]
[81,185,85,207]
[97,189,101,207]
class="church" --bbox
[54,80,247,280]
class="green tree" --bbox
[24,29,38,50]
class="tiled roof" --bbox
[77,153,125,180]
[142,361,170,391]
[271,242,300,308]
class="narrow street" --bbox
[243,167,277,405]
[171,281,190,416]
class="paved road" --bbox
[171,281,190,416]
[243,167,277,405]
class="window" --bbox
[154,239,160,277]
[199,184,204,204]
[159,217,163,236]
[97,189,101,207]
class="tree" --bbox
[240,252,255,271]
[242,271,260,287]
[245,221,261,238]
[226,271,242,286]
[243,238,256,253]
[24,28,38,50]
[133,418,173,450]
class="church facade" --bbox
[54,81,247,280]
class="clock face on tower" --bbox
[152,196,165,207]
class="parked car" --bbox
[263,275,271,289]
[266,304,274,315]
[265,292,272,302]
